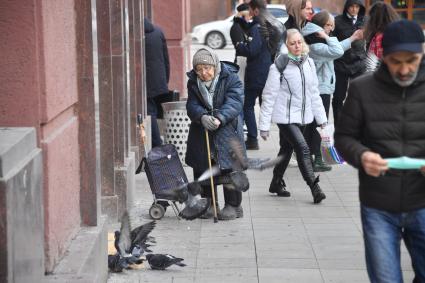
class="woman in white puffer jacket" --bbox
[259,28,327,204]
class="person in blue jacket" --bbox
[185,48,246,220]
[302,10,363,172]
[234,0,273,150]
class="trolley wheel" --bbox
[149,204,166,220]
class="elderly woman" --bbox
[259,29,327,204]
[185,48,245,220]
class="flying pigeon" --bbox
[114,211,155,264]
[178,182,210,220]
[145,254,186,270]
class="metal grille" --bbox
[162,102,190,166]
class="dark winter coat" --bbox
[230,17,251,49]
[335,59,425,213]
[144,18,170,98]
[185,62,245,172]
[235,19,272,91]
[333,0,366,76]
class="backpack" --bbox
[258,14,286,60]
[274,53,289,83]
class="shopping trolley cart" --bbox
[141,144,188,220]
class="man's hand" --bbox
[421,166,425,176]
[260,130,269,141]
[361,151,388,177]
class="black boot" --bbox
[269,176,291,197]
[310,176,326,204]
[245,137,259,150]
[313,152,332,172]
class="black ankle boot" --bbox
[269,176,291,197]
[310,176,326,204]
[245,138,259,150]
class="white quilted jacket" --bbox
[259,56,327,131]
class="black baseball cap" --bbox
[382,20,425,56]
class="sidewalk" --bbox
[108,125,414,283]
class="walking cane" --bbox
[205,129,219,223]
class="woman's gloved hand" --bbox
[201,115,220,131]
[260,130,269,141]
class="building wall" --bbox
[0,0,81,271]
[152,0,192,96]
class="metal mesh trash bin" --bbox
[162,101,190,165]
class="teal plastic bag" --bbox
[385,156,425,170]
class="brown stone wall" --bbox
[152,0,192,96]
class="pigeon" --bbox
[108,253,129,273]
[179,182,210,220]
[145,254,186,270]
[229,138,284,171]
[365,52,381,73]
[114,211,155,264]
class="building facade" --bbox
[0,0,190,281]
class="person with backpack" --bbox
[258,29,327,203]
[234,0,277,150]
[301,10,363,172]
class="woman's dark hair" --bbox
[311,10,331,28]
[248,0,267,10]
[364,2,400,46]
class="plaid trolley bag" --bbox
[139,144,188,220]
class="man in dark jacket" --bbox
[332,0,366,122]
[335,20,425,283]
[144,18,170,147]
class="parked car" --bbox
[191,4,288,49]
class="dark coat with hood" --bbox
[333,0,366,76]
[185,62,245,173]
[335,58,425,213]
[235,17,272,91]
[144,18,170,98]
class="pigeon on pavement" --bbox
[145,254,186,270]
[114,211,155,265]
[108,254,129,273]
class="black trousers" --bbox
[305,94,331,156]
[333,71,362,123]
[273,124,317,187]
[193,170,242,207]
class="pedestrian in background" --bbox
[259,29,327,203]
[335,20,425,282]
[144,18,170,148]
[185,48,245,220]
[230,3,253,86]
[302,10,363,172]
[332,0,366,123]
[284,0,313,31]
[363,1,399,59]
[234,0,273,150]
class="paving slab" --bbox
[107,123,415,283]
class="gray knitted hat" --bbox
[193,48,216,68]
